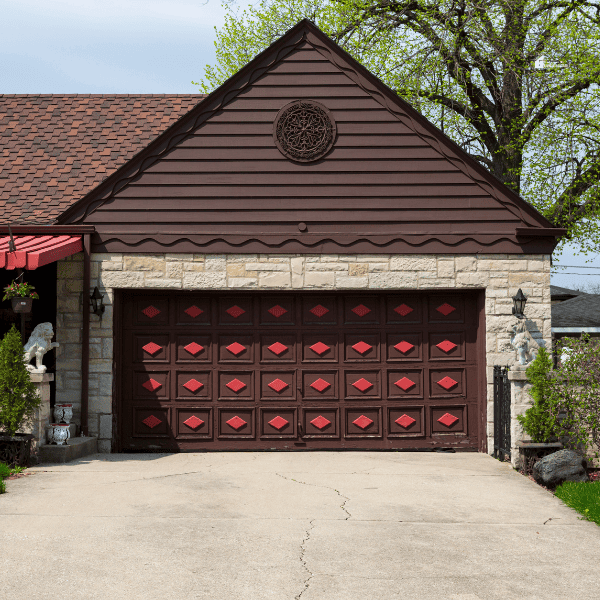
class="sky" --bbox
[2,0,600,292]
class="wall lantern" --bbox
[90,287,105,320]
[512,288,527,320]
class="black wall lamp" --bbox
[90,287,105,320]
[512,288,527,320]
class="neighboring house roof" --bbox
[552,293,600,328]
[0,94,203,224]
[550,285,586,302]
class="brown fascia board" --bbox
[58,19,556,233]
[0,225,95,234]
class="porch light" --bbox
[512,288,527,320]
[90,287,105,320]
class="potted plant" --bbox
[2,280,39,314]
[0,325,41,466]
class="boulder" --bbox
[533,449,588,487]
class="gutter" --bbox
[552,327,600,333]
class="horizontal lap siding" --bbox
[88,47,520,236]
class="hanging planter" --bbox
[11,297,33,313]
[3,280,39,314]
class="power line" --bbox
[553,264,600,269]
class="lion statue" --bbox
[23,322,60,373]
[509,320,539,366]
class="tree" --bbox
[196,1,600,254]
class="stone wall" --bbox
[55,252,552,453]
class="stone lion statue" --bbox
[23,322,60,373]
[510,320,539,366]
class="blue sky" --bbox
[2,0,599,291]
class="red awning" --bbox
[0,235,83,270]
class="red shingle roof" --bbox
[0,94,203,224]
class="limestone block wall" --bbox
[55,252,551,453]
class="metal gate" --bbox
[493,366,511,460]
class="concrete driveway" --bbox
[1,451,599,600]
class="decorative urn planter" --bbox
[53,404,73,424]
[48,424,70,446]
[11,297,33,313]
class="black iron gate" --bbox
[493,366,511,460]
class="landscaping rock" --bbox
[533,449,588,487]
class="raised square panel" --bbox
[218,297,253,325]
[429,369,465,396]
[176,297,211,325]
[431,405,467,434]
[218,408,255,439]
[429,333,465,361]
[344,371,380,399]
[175,408,212,439]
[176,335,211,363]
[218,371,253,400]
[301,371,338,400]
[259,408,297,438]
[135,372,168,399]
[388,406,425,438]
[344,407,382,438]
[177,371,211,399]
[132,407,169,438]
[386,295,422,324]
[260,334,296,363]
[387,333,422,362]
[218,335,253,363]
[344,296,379,324]
[135,334,169,363]
[302,334,338,362]
[260,371,295,400]
[428,295,465,323]
[344,333,379,362]
[302,297,337,325]
[302,408,339,438]
[387,369,423,399]
[260,297,295,325]
[135,299,168,325]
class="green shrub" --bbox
[0,325,41,436]
[516,347,562,442]
[555,481,600,525]
[0,462,10,478]
[0,478,5,494]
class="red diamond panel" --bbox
[353,415,374,430]
[394,377,416,391]
[310,341,330,356]
[351,304,371,317]
[394,304,413,317]
[437,412,459,427]
[184,342,204,356]
[436,303,456,316]
[142,342,162,356]
[226,378,246,393]
[268,305,288,318]
[183,415,204,429]
[395,414,416,429]
[142,305,161,319]
[310,378,331,392]
[226,342,246,356]
[268,342,288,356]
[142,415,161,429]
[436,339,458,353]
[268,378,289,393]
[226,305,245,318]
[437,376,458,390]
[309,304,329,318]
[184,305,203,318]
[352,378,373,392]
[142,378,162,392]
[394,341,414,354]
[352,341,372,355]
[183,378,203,393]
[226,415,247,430]
[268,416,289,430]
[310,415,331,430]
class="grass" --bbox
[0,461,26,494]
[555,480,600,525]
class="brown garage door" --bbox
[118,291,482,451]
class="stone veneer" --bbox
[55,252,551,453]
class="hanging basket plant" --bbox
[2,281,39,314]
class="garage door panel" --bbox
[344,333,380,362]
[134,299,170,325]
[218,297,254,325]
[343,296,380,324]
[176,371,212,399]
[218,371,254,400]
[428,332,465,361]
[344,407,382,438]
[431,405,467,434]
[302,408,339,438]
[175,408,212,439]
[133,406,170,437]
[135,371,169,399]
[218,408,255,438]
[260,334,297,363]
[260,297,296,325]
[136,334,170,363]
[302,334,338,362]
[176,335,211,362]
[429,369,465,397]
[388,406,425,437]
[218,334,254,363]
[344,370,381,399]
[301,371,338,400]
[387,369,423,399]
[260,371,296,400]
[302,297,338,325]
[259,408,297,438]
[428,295,465,323]
[386,333,422,361]
[386,295,423,324]
[176,297,212,325]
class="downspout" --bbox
[81,233,91,436]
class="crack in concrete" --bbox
[295,519,315,600]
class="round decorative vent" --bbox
[273,100,336,163]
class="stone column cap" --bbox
[29,372,55,383]
[507,368,528,381]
